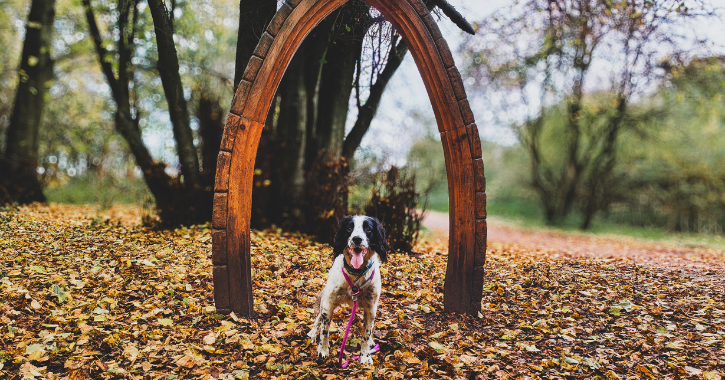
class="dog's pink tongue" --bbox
[351,249,366,269]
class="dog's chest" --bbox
[331,282,376,304]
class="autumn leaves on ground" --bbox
[1,205,724,379]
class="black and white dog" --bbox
[308,216,389,364]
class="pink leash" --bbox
[339,266,380,368]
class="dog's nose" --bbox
[352,236,362,245]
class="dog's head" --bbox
[333,216,389,268]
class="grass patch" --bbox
[45,174,151,208]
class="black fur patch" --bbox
[332,216,390,262]
[332,216,353,259]
[368,217,390,263]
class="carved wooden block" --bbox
[266,3,293,36]
[213,265,230,311]
[220,113,241,151]
[476,192,487,219]
[212,229,228,265]
[423,14,442,40]
[447,67,466,101]
[435,38,455,68]
[212,192,227,229]
[253,32,275,59]
[242,56,263,83]
[459,99,475,125]
[408,0,429,16]
[214,151,232,192]
[467,124,482,159]
[230,81,251,117]
[473,159,485,192]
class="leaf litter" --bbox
[0,204,724,379]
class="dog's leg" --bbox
[311,289,338,358]
[307,313,321,343]
[316,300,335,358]
[359,294,379,364]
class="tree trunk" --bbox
[198,92,224,189]
[1,0,56,204]
[234,0,277,90]
[308,30,365,162]
[147,0,200,188]
[270,51,308,225]
[251,13,339,229]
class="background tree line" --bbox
[445,0,725,234]
[0,0,475,247]
[1,0,723,238]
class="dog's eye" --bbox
[347,226,353,232]
[364,226,371,233]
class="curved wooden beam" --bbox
[212,0,487,316]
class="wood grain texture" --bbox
[447,67,466,100]
[214,151,232,192]
[435,38,455,68]
[266,3,293,36]
[467,123,482,159]
[212,229,227,265]
[226,117,264,316]
[422,14,442,40]
[475,219,487,267]
[253,32,275,59]
[242,56,263,83]
[212,192,227,229]
[473,159,485,192]
[440,126,476,313]
[213,0,487,316]
[220,113,242,151]
[409,0,429,16]
[229,82,251,116]
[459,99,475,125]
[476,192,487,219]
[213,265,230,311]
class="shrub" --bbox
[363,166,428,253]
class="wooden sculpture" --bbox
[212,0,487,316]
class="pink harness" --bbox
[338,266,380,368]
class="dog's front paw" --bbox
[316,345,329,358]
[307,329,317,343]
[359,355,373,365]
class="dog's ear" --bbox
[371,217,390,263]
[332,216,352,259]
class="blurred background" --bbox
[1,0,724,245]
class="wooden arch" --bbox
[212,0,487,316]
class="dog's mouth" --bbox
[349,246,368,269]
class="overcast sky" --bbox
[356,0,725,163]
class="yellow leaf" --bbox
[175,355,196,368]
[203,333,216,345]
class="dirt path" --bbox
[423,210,725,276]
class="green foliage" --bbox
[610,58,725,233]
[45,172,151,208]
[0,0,240,213]
[407,135,534,214]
